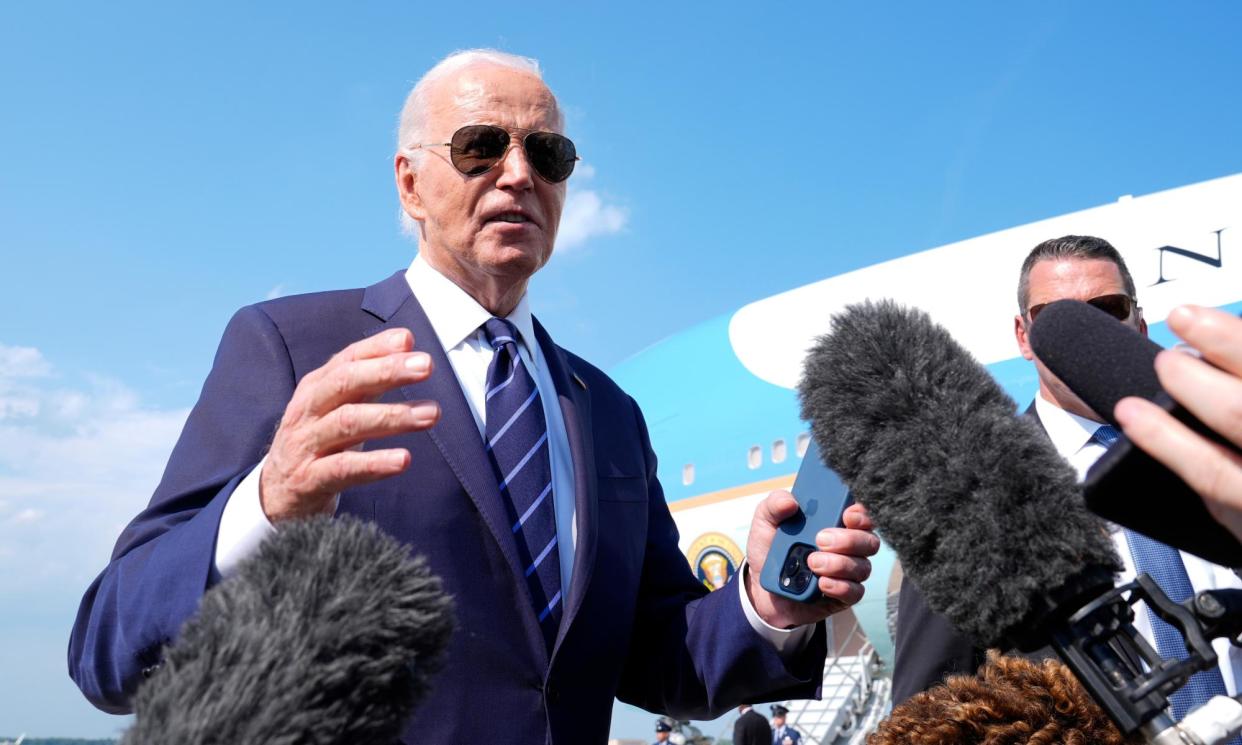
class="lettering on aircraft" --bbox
[1153,227,1227,285]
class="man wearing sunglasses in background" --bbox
[892,235,1242,720]
[69,49,879,744]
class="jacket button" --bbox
[141,663,161,679]
[545,682,559,703]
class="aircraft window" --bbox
[796,432,810,457]
[682,463,695,486]
[772,439,787,464]
[747,445,762,470]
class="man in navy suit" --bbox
[68,49,879,744]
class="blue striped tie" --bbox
[481,318,562,649]
[1093,425,1235,736]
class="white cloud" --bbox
[9,508,43,525]
[0,344,53,379]
[0,395,40,420]
[557,188,628,251]
[0,347,189,595]
[0,344,56,421]
[265,283,286,300]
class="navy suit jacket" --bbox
[69,271,826,744]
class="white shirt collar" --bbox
[405,253,539,364]
[1034,395,1128,535]
[1033,393,1103,459]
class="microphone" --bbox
[798,299,1120,650]
[798,300,1236,741]
[1027,299,1242,567]
[120,515,454,745]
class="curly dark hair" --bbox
[869,652,1139,745]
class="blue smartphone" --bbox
[758,439,854,603]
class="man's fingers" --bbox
[816,527,881,557]
[1153,349,1242,449]
[841,502,873,531]
[304,448,412,496]
[818,576,865,606]
[309,401,440,454]
[299,352,433,415]
[754,489,800,527]
[299,329,416,392]
[1115,396,1242,525]
[808,551,872,583]
[330,328,415,367]
[745,490,878,628]
[1167,305,1242,377]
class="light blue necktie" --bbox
[1093,425,1235,737]
[482,318,562,650]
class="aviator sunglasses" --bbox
[411,124,579,183]
[1027,293,1137,323]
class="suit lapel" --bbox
[360,272,529,595]
[533,318,599,651]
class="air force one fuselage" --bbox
[610,172,1242,677]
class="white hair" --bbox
[395,49,559,239]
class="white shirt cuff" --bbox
[214,456,344,578]
[213,457,277,579]
[737,560,815,656]
[212,454,342,576]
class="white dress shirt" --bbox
[214,255,807,651]
[1033,394,1242,694]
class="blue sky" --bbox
[1,1,1240,739]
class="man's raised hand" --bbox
[259,329,440,521]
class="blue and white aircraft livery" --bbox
[609,172,1242,740]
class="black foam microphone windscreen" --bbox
[121,515,455,745]
[1026,299,1163,426]
[798,300,1121,649]
[1028,299,1242,566]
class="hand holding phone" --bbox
[758,439,855,603]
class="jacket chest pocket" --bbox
[594,475,647,593]
[597,474,646,503]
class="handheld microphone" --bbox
[1027,299,1242,567]
[120,515,455,745]
[798,300,1232,740]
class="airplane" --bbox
[609,172,1242,743]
